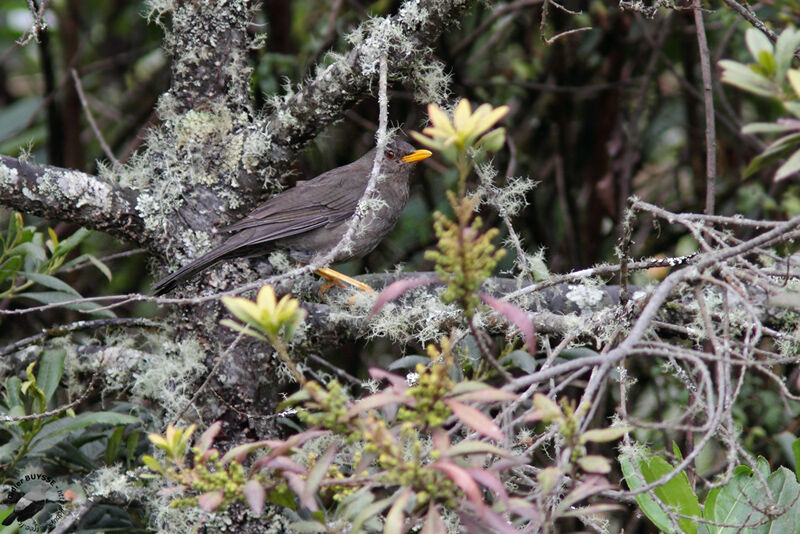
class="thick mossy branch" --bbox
[0,155,147,244]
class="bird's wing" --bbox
[223,168,366,236]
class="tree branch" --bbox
[0,154,147,243]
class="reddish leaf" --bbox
[243,479,266,515]
[253,454,307,474]
[197,490,224,512]
[368,277,440,318]
[284,472,317,511]
[347,391,411,418]
[558,475,613,511]
[369,367,411,392]
[508,497,543,524]
[221,440,275,464]
[448,440,513,459]
[303,441,339,504]
[384,488,412,534]
[444,399,504,442]
[480,507,519,534]
[432,429,451,453]
[466,467,509,505]
[479,292,536,349]
[421,504,447,534]
[261,429,330,464]
[197,421,222,453]
[448,387,516,404]
[432,461,485,517]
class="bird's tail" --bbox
[151,245,233,296]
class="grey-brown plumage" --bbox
[152,140,430,295]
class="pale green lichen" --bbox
[0,162,19,187]
[565,283,606,312]
[33,167,114,210]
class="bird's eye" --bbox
[385,150,395,160]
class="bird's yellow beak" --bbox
[400,149,433,163]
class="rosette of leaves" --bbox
[719,27,800,181]
[0,211,112,316]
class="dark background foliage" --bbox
[3,0,800,532]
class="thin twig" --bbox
[71,68,120,167]
[693,1,717,215]
[0,317,160,356]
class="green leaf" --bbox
[37,348,66,403]
[785,101,800,119]
[387,355,430,371]
[741,122,800,135]
[757,50,776,76]
[775,28,800,84]
[25,272,81,296]
[6,241,47,268]
[719,60,777,98]
[20,291,116,317]
[350,492,397,533]
[775,147,800,181]
[219,319,268,342]
[126,431,140,468]
[106,426,125,465]
[28,412,140,455]
[793,437,800,480]
[5,212,22,248]
[0,255,23,285]
[61,253,112,281]
[141,454,164,474]
[704,462,800,533]
[5,376,23,408]
[745,28,774,65]
[620,450,701,534]
[52,227,91,258]
[500,349,538,373]
[744,132,800,177]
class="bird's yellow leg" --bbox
[315,267,375,295]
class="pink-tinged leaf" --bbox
[557,475,613,512]
[432,429,450,453]
[448,387,516,404]
[284,472,318,511]
[448,440,513,459]
[368,277,440,319]
[197,490,224,512]
[479,292,535,349]
[466,468,509,505]
[197,421,222,453]
[444,399,504,442]
[221,440,275,464]
[347,391,411,418]
[369,367,410,392]
[198,449,219,463]
[432,461,485,516]
[303,441,339,504]
[252,454,307,474]
[384,488,412,534]
[576,454,612,474]
[560,503,625,517]
[243,479,266,515]
[507,497,543,524]
[480,507,519,534]
[261,429,331,463]
[421,504,447,534]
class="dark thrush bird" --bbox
[152,139,431,295]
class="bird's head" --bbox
[382,140,432,168]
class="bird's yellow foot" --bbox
[315,267,376,296]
